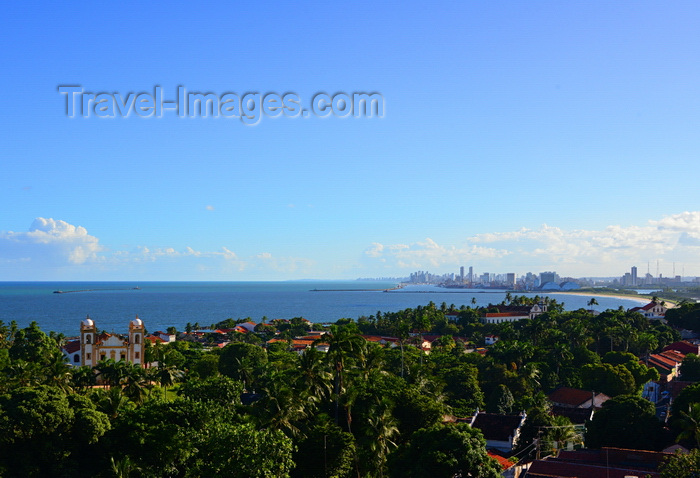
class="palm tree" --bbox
[96,359,128,388]
[319,326,367,425]
[97,386,131,419]
[154,364,183,393]
[44,350,73,392]
[366,400,399,477]
[551,343,573,377]
[71,365,97,391]
[295,347,332,400]
[122,363,149,404]
[587,297,599,309]
[547,415,581,452]
[677,403,700,448]
[255,367,309,438]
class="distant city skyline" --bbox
[1,212,699,281]
[2,3,700,281]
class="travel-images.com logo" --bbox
[58,86,384,125]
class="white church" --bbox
[62,316,146,367]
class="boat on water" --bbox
[53,290,63,294]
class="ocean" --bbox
[0,281,647,337]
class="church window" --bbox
[120,353,126,360]
[86,335,91,344]
[74,354,79,363]
[135,334,140,344]
[86,353,91,360]
[135,352,140,359]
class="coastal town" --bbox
[0,287,685,476]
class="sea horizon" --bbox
[0,280,650,337]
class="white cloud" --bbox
[0,218,102,265]
[363,211,700,276]
[364,237,510,270]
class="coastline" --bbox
[553,290,652,305]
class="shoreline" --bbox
[552,290,651,305]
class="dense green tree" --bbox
[218,342,268,388]
[602,351,659,393]
[660,449,700,478]
[188,422,295,478]
[585,394,665,450]
[580,362,637,397]
[392,385,445,438]
[191,353,220,379]
[486,383,515,414]
[8,322,54,367]
[672,383,700,420]
[389,424,501,478]
[0,385,110,477]
[178,375,244,406]
[292,421,356,478]
[666,302,700,332]
[677,402,700,449]
[681,354,700,381]
[440,364,484,416]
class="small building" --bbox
[629,301,668,320]
[526,446,671,477]
[468,411,526,453]
[484,335,499,345]
[482,303,548,324]
[548,387,610,409]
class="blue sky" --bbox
[2,1,700,280]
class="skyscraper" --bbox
[631,266,638,286]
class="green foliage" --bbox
[666,302,700,332]
[660,449,700,478]
[8,322,54,367]
[580,362,637,397]
[672,383,700,420]
[681,353,700,381]
[392,385,445,438]
[191,353,220,379]
[218,342,268,387]
[389,424,501,478]
[178,376,244,406]
[0,385,110,476]
[189,422,295,478]
[486,383,515,414]
[439,364,484,416]
[585,394,665,450]
[602,351,659,393]
[292,421,356,478]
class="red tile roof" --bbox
[664,341,700,355]
[63,340,81,354]
[486,451,513,470]
[484,312,528,317]
[549,387,599,407]
[470,413,524,442]
[527,447,670,478]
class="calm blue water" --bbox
[0,281,647,336]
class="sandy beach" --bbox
[555,291,658,306]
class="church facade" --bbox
[63,316,146,367]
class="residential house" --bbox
[525,446,672,478]
[482,303,548,324]
[629,301,668,320]
[548,387,610,410]
[485,334,499,345]
[468,411,527,453]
